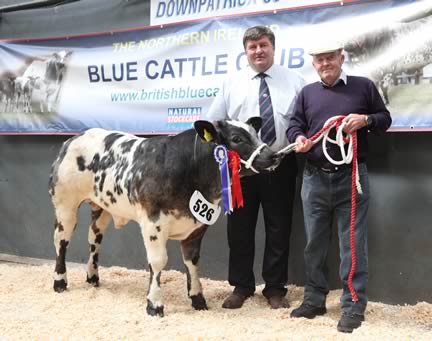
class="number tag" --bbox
[189,190,221,225]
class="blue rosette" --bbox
[213,144,232,214]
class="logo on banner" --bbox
[167,106,202,129]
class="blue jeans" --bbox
[301,162,369,316]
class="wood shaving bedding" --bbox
[0,263,430,340]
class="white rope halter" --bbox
[240,143,267,174]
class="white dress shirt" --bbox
[206,63,306,152]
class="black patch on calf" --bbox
[114,183,123,195]
[53,279,67,292]
[99,150,115,170]
[87,153,100,173]
[76,156,86,171]
[106,190,117,204]
[95,234,103,244]
[150,235,157,241]
[54,267,67,278]
[86,274,99,286]
[99,172,106,192]
[104,133,123,151]
[54,220,64,232]
[146,299,164,317]
[181,226,208,266]
[147,264,154,295]
[93,184,98,197]
[147,264,161,289]
[156,272,161,287]
[120,139,136,153]
[156,226,161,232]
[91,223,100,235]
[191,253,199,265]
[91,207,103,221]
[148,207,161,222]
[113,158,129,194]
[191,293,208,310]
[54,239,69,274]
[216,121,257,158]
[185,266,192,292]
[125,179,132,197]
[127,131,221,224]
[90,244,96,252]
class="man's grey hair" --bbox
[243,26,275,49]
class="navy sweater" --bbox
[287,75,392,166]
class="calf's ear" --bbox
[246,117,262,133]
[194,120,219,143]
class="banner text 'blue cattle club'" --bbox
[87,50,304,82]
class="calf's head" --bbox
[194,118,281,176]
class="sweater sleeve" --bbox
[287,88,308,143]
[367,80,392,133]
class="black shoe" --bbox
[337,314,364,333]
[222,292,251,309]
[290,302,327,319]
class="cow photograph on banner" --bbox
[0,0,431,134]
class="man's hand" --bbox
[295,135,313,153]
[342,113,367,134]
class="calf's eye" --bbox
[232,136,242,144]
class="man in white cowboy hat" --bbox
[287,41,392,333]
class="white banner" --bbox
[1,0,432,133]
[150,0,352,26]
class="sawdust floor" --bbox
[0,262,431,340]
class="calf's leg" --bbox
[142,224,168,317]
[53,204,78,292]
[180,225,208,310]
[86,204,112,286]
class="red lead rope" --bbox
[348,133,359,302]
[308,116,359,302]
[228,150,244,210]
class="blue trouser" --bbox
[301,162,369,316]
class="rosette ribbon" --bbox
[214,145,232,214]
[228,150,243,210]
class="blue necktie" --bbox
[258,73,276,145]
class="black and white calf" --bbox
[49,118,280,316]
[41,50,71,112]
[0,78,14,112]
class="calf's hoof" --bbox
[53,279,67,293]
[146,299,164,317]
[86,274,100,287]
[191,293,208,310]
